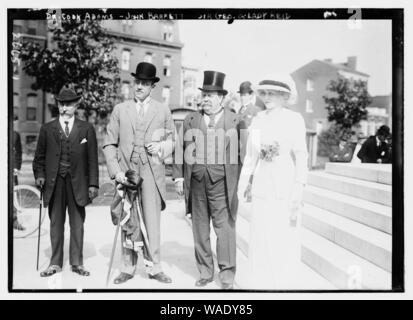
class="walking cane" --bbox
[36,186,43,271]
[106,189,127,287]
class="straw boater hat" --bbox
[256,73,297,105]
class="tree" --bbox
[20,19,121,120]
[323,76,371,130]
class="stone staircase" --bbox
[301,163,392,290]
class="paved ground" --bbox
[12,161,333,291]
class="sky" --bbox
[178,19,392,96]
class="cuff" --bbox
[174,178,184,184]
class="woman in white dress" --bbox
[238,74,308,289]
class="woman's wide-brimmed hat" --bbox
[256,73,298,105]
[55,86,82,103]
[198,70,228,95]
[131,62,160,83]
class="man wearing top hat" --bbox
[103,62,174,285]
[173,71,246,289]
[33,86,99,277]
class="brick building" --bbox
[291,56,369,134]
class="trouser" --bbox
[191,171,236,285]
[121,159,163,276]
[48,174,85,267]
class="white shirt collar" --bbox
[203,107,224,126]
[136,96,151,114]
[59,116,75,133]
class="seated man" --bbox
[329,138,354,162]
[357,125,391,163]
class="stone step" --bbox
[302,204,391,272]
[301,229,391,290]
[325,163,392,185]
[304,185,392,234]
[307,171,392,206]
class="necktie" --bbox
[64,121,69,137]
[208,113,216,128]
[138,104,145,118]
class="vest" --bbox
[58,129,71,177]
[130,107,150,167]
[192,113,226,183]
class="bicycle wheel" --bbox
[13,185,46,238]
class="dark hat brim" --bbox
[198,87,228,95]
[55,95,82,103]
[131,73,160,83]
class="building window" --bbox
[305,99,313,113]
[306,79,314,91]
[13,92,19,108]
[163,24,174,42]
[26,94,37,121]
[144,52,153,63]
[27,27,37,35]
[162,87,171,106]
[121,81,130,100]
[121,49,131,71]
[163,56,171,77]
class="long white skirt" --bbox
[246,195,302,290]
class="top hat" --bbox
[55,86,82,103]
[198,70,228,95]
[131,62,160,83]
[238,81,254,94]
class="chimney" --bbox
[324,58,332,63]
[347,56,357,70]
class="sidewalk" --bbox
[12,199,222,290]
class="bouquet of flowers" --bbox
[260,141,280,162]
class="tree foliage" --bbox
[323,76,371,129]
[20,19,121,119]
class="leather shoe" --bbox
[149,272,172,283]
[195,278,213,287]
[71,265,90,276]
[40,265,62,277]
[114,272,134,284]
[221,283,234,290]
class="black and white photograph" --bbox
[3,1,409,301]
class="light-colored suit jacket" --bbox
[103,99,174,210]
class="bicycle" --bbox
[13,171,47,239]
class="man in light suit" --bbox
[173,71,246,289]
[103,62,174,284]
[33,86,99,277]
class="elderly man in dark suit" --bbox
[357,125,391,163]
[33,86,99,277]
[174,71,246,289]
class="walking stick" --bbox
[36,187,43,271]
[106,189,127,287]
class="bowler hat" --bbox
[238,81,254,94]
[55,86,82,103]
[131,62,160,83]
[198,70,228,95]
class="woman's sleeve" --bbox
[292,113,308,185]
[238,118,260,198]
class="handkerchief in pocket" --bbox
[80,138,87,144]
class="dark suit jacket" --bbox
[13,131,22,170]
[173,109,246,220]
[357,136,389,163]
[33,118,99,207]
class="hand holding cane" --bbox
[106,188,127,287]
